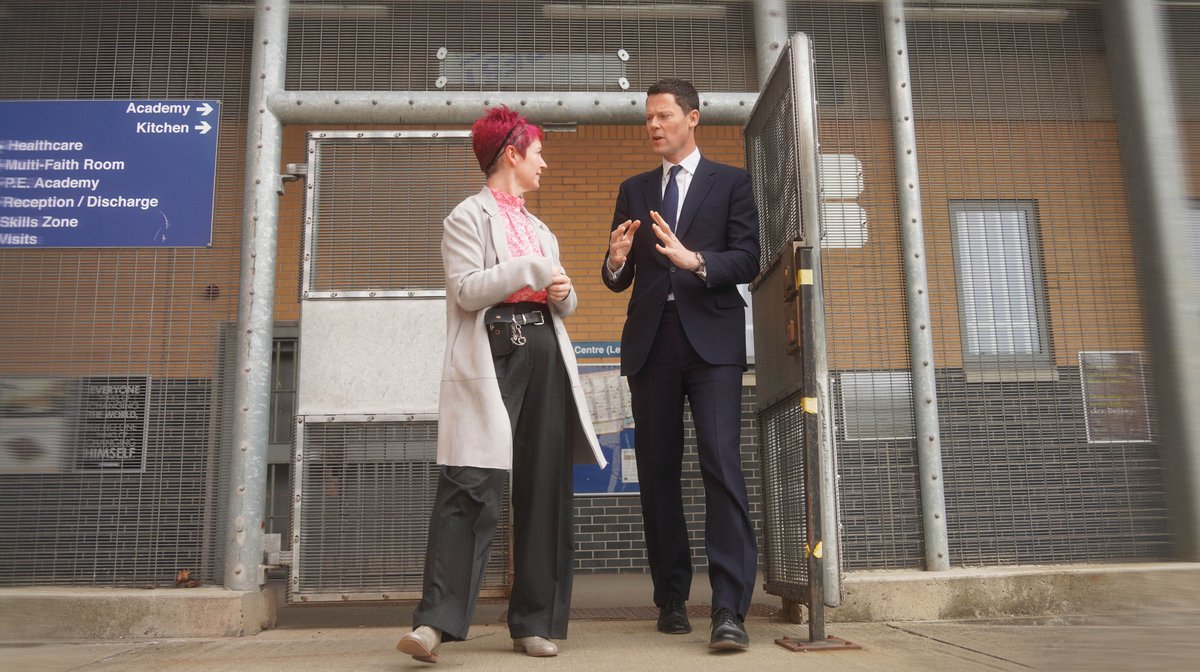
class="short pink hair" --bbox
[472,105,543,175]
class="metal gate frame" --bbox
[288,130,511,603]
[746,32,854,650]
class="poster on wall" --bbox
[574,364,639,495]
[75,375,150,471]
[0,377,71,474]
[1078,351,1152,444]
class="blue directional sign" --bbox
[0,100,220,248]
[574,341,621,359]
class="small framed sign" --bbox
[1078,351,1152,444]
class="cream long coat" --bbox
[438,186,606,471]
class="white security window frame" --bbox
[839,370,916,442]
[302,130,467,299]
[949,199,1056,382]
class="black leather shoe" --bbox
[656,598,692,634]
[709,608,749,651]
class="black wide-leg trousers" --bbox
[412,307,575,641]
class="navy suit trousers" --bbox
[627,304,758,619]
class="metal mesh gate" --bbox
[290,132,510,601]
[0,0,250,587]
[746,42,813,599]
[756,391,811,595]
[745,32,842,607]
[294,420,510,599]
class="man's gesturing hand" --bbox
[607,219,641,271]
[649,210,701,271]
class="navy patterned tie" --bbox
[661,164,683,231]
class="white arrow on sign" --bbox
[196,102,213,117]
[195,121,212,134]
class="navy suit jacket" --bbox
[602,156,761,376]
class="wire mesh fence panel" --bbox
[787,2,925,571]
[778,1,1172,570]
[906,1,1170,565]
[0,0,249,587]
[293,420,511,599]
[307,136,479,295]
[282,0,756,94]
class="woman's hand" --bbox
[547,265,572,302]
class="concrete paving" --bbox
[4,614,1199,672]
[2,572,1198,671]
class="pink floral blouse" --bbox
[492,189,549,304]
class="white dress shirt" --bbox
[661,147,701,230]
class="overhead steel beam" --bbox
[268,91,759,125]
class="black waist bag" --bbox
[483,305,545,357]
[484,305,518,357]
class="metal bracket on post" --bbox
[775,246,861,653]
[259,533,292,591]
[263,532,293,567]
[277,163,307,195]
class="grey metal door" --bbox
[289,131,510,602]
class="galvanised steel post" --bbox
[226,0,288,592]
[1103,0,1200,560]
[753,0,790,86]
[881,0,950,571]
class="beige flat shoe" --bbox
[397,625,441,663]
[513,635,559,657]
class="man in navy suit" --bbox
[601,78,760,651]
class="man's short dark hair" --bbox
[647,78,700,114]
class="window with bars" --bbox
[950,199,1054,381]
[268,331,298,550]
[270,333,298,450]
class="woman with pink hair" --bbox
[396,106,606,663]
